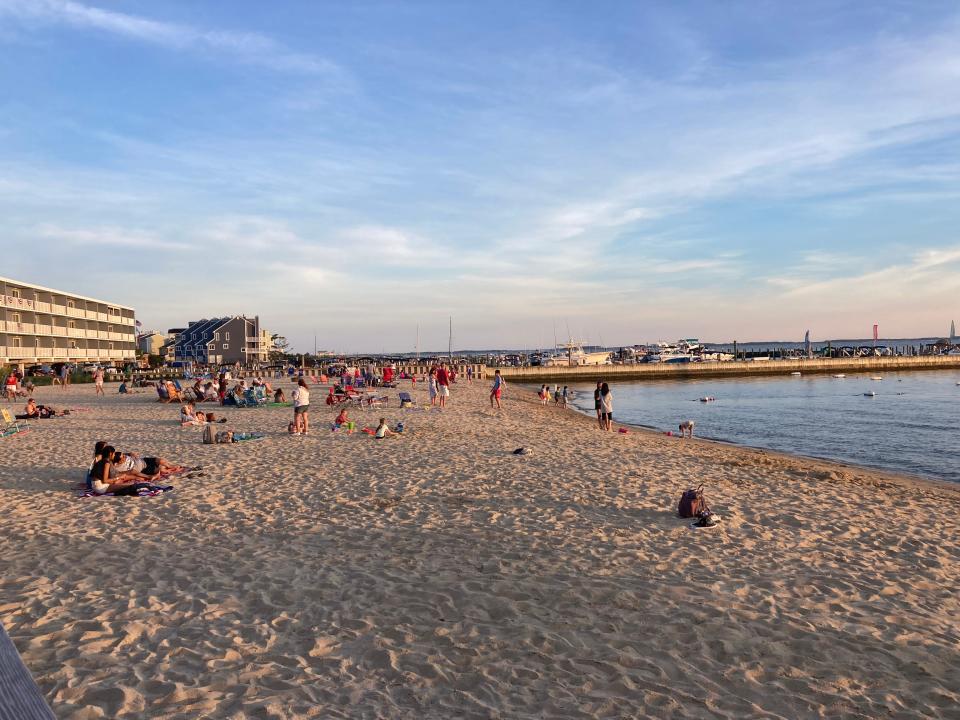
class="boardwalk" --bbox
[0,622,54,720]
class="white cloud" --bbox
[0,0,343,76]
[35,222,190,250]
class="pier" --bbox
[484,355,960,382]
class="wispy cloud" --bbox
[0,0,343,76]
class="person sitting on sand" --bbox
[204,382,219,402]
[679,420,695,438]
[274,387,286,403]
[334,408,356,433]
[374,417,397,439]
[180,402,205,426]
[16,398,59,419]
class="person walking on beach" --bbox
[94,367,105,396]
[292,379,310,435]
[561,386,569,408]
[59,363,70,390]
[593,381,603,429]
[436,363,450,408]
[490,369,504,409]
[599,382,613,431]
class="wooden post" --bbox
[0,622,55,719]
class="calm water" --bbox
[557,370,960,484]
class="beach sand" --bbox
[1,379,958,719]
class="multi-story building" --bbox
[172,316,270,367]
[137,330,167,356]
[0,276,137,369]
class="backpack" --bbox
[202,425,215,444]
[678,484,710,518]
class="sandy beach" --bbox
[1,378,959,719]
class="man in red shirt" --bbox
[435,363,450,408]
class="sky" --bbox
[2,0,960,353]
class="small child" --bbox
[553,385,561,405]
[561,386,569,408]
[679,420,695,438]
[374,417,396,439]
[539,384,549,405]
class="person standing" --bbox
[59,363,69,391]
[593,380,603,429]
[94,367,105,396]
[428,368,438,406]
[292,379,310,435]
[436,363,450,408]
[490,369,504,409]
[599,382,613,431]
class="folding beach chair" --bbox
[1,408,28,437]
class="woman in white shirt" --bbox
[599,382,613,431]
[292,379,310,435]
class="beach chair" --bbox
[1,408,28,437]
[365,394,389,410]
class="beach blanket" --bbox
[76,485,173,499]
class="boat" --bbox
[790,371,801,376]
[699,396,716,402]
[832,374,846,378]
[547,340,612,367]
[648,339,704,364]
[870,376,883,381]
[864,391,876,397]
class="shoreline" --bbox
[2,381,959,718]
[519,383,960,497]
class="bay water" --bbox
[557,370,960,484]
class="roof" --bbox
[0,275,135,311]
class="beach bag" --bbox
[678,484,710,518]
[202,425,215,444]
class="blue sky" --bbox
[2,0,960,352]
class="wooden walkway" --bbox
[0,622,55,720]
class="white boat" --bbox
[790,371,802,376]
[864,391,876,397]
[832,374,846,378]
[548,341,611,367]
[870,376,883,381]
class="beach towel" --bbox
[76,485,173,499]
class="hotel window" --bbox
[107,325,113,334]
[214,333,219,341]
[109,343,114,351]
[67,300,75,309]
[223,344,229,349]
[12,336,21,347]
[12,312,20,323]
[69,340,77,349]
[69,321,76,329]
[225,332,230,341]
[10,289,21,299]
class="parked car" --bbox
[26,364,55,377]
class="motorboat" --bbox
[870,376,883,381]
[790,371,801,376]
[550,341,612,367]
[864,391,876,397]
[832,374,846,378]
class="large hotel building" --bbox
[0,276,137,368]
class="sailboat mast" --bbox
[448,316,453,362]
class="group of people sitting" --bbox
[180,401,228,426]
[87,440,188,496]
[14,398,64,419]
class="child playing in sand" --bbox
[679,420,695,438]
[374,418,397,439]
